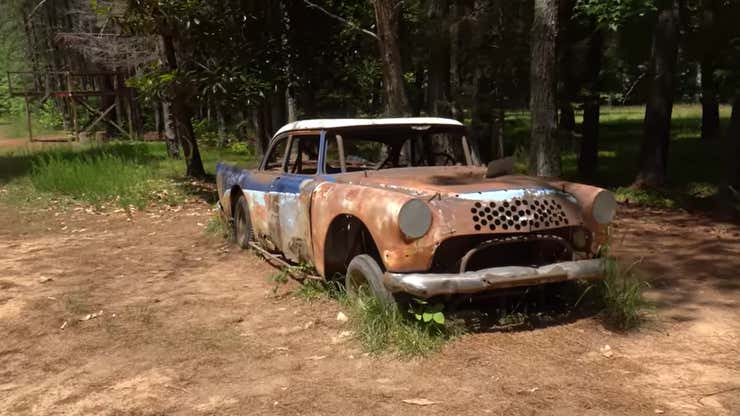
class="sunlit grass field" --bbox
[505,104,733,208]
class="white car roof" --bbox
[273,117,464,138]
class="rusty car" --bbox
[216,118,616,303]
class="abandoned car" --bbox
[216,118,616,302]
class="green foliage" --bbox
[407,298,445,326]
[37,101,64,130]
[598,258,653,330]
[574,0,656,31]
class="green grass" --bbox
[503,104,733,209]
[597,258,653,330]
[292,279,456,357]
[0,140,255,209]
[0,112,68,140]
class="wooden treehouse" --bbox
[6,71,138,142]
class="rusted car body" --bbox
[216,118,616,299]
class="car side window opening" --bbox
[263,136,289,172]
[285,134,320,175]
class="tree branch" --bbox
[302,0,378,39]
[27,0,49,20]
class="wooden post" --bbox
[24,95,33,142]
[67,72,78,141]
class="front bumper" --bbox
[383,258,605,298]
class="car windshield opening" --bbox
[325,130,468,173]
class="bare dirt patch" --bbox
[0,201,738,415]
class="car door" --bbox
[239,134,290,251]
[269,132,322,262]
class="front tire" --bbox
[233,195,252,249]
[345,254,394,305]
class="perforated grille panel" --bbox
[470,197,569,232]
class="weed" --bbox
[204,212,230,239]
[293,279,330,302]
[62,293,90,316]
[268,270,290,295]
[344,291,455,357]
[598,258,652,330]
[292,275,455,356]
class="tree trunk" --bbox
[528,0,560,177]
[700,0,720,140]
[251,107,270,157]
[559,103,575,131]
[634,0,680,188]
[700,60,720,140]
[161,99,179,158]
[427,0,450,116]
[728,93,740,189]
[217,106,227,148]
[373,0,411,116]
[159,34,205,177]
[578,28,603,179]
[471,67,494,163]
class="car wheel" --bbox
[346,254,394,305]
[233,195,252,249]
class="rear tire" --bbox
[233,195,252,249]
[345,254,394,305]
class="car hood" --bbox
[330,166,563,197]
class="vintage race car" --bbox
[216,118,616,302]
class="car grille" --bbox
[470,196,569,232]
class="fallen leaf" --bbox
[600,345,614,358]
[402,398,436,406]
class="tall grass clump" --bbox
[291,278,456,356]
[599,258,652,330]
[345,291,455,357]
[30,151,154,208]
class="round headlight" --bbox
[398,199,432,240]
[592,190,617,224]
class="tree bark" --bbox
[528,0,561,177]
[161,99,179,157]
[159,34,205,177]
[372,0,411,116]
[578,28,603,179]
[728,93,740,189]
[251,106,270,157]
[635,0,680,188]
[426,0,451,116]
[217,106,227,148]
[700,0,720,140]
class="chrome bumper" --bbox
[383,258,605,298]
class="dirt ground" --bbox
[0,194,738,415]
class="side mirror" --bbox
[485,156,514,178]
